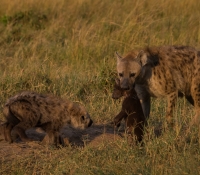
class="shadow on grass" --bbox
[0,119,163,148]
[0,119,167,164]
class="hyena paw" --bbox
[113,119,121,128]
[59,136,70,147]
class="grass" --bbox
[0,0,200,174]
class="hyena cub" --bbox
[2,91,93,146]
[116,46,200,126]
[112,79,145,143]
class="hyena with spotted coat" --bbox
[116,46,200,126]
[2,91,93,145]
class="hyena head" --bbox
[116,51,149,90]
[68,102,93,129]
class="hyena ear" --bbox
[136,50,148,66]
[115,52,122,62]
[115,78,120,86]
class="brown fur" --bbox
[116,45,200,126]
[2,91,93,145]
[112,79,145,142]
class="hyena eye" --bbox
[119,73,123,77]
[130,73,136,77]
[81,116,85,121]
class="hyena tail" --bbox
[3,105,20,126]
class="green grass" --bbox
[0,0,200,174]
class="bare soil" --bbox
[0,118,164,165]
[0,120,126,162]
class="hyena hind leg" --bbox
[1,122,14,143]
[166,92,178,127]
[190,86,200,126]
[12,122,33,142]
[185,95,194,106]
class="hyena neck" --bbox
[136,65,152,84]
[65,117,72,125]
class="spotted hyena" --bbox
[116,46,200,126]
[2,91,93,145]
[112,78,145,142]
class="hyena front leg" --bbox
[114,111,128,127]
[40,122,59,145]
[135,85,150,119]
[166,91,178,126]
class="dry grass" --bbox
[0,0,200,174]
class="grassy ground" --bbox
[0,0,200,174]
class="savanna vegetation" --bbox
[0,0,200,174]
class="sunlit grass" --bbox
[0,0,200,174]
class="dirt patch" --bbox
[0,119,164,164]
[0,121,125,162]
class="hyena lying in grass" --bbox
[112,78,145,143]
[116,46,200,126]
[2,91,93,146]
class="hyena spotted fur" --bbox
[2,91,93,145]
[116,45,200,126]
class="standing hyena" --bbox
[116,45,200,126]
[2,91,93,145]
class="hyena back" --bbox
[3,91,93,145]
[116,46,200,125]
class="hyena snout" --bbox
[71,113,93,129]
[120,78,131,90]
[82,114,93,128]
[88,119,93,127]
